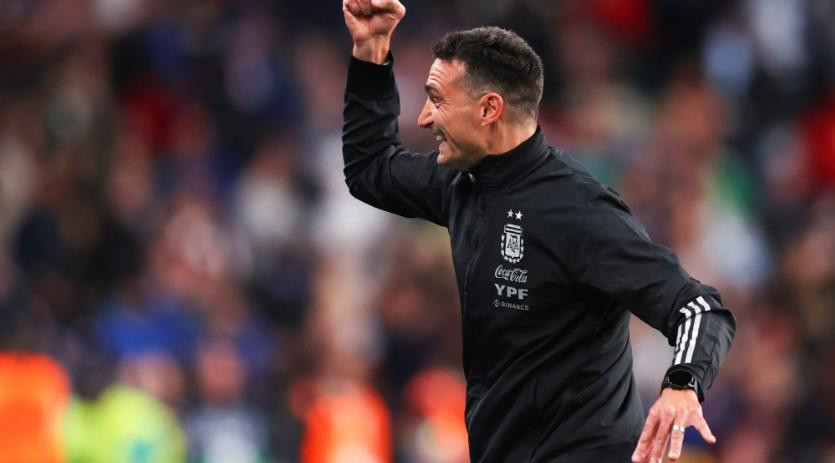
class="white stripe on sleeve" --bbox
[696,296,711,313]
[684,301,704,363]
[673,323,684,360]
[674,306,692,365]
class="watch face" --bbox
[669,371,694,386]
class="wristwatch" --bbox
[661,370,703,402]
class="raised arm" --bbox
[342,0,451,226]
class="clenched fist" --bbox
[343,0,406,64]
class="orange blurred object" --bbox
[301,382,391,463]
[403,367,469,463]
[0,353,70,463]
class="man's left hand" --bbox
[631,388,716,462]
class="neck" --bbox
[483,121,537,156]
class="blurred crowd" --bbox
[0,0,834,462]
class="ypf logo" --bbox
[501,210,524,263]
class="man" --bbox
[341,0,736,462]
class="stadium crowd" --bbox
[0,0,833,462]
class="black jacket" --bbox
[342,56,736,462]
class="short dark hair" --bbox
[433,26,544,120]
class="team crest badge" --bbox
[501,223,524,263]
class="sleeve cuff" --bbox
[347,53,397,98]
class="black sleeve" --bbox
[565,190,736,400]
[342,55,450,227]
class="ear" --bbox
[479,92,504,125]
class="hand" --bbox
[343,0,406,63]
[631,388,716,463]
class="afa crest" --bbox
[501,223,524,263]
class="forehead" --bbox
[425,58,467,94]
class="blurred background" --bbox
[0,0,834,462]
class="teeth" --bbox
[435,134,444,141]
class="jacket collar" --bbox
[466,126,549,189]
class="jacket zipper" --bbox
[462,179,487,317]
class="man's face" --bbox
[419,59,486,170]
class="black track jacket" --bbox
[342,56,736,463]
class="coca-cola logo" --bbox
[494,265,528,283]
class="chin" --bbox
[437,147,474,171]
[437,151,457,168]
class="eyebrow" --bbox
[424,84,441,99]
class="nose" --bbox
[417,97,433,128]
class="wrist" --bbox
[658,386,700,407]
[353,36,392,64]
